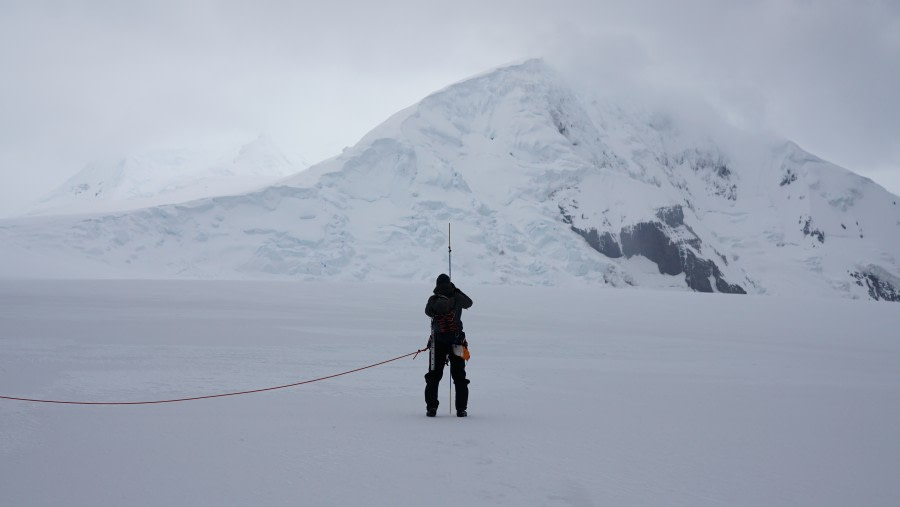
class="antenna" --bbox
[448,222,452,281]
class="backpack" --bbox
[431,294,459,335]
[431,294,455,315]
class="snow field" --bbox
[1,280,898,506]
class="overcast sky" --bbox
[1,0,898,216]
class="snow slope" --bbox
[1,280,898,506]
[1,60,898,300]
[27,134,305,216]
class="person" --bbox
[423,273,473,417]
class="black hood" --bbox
[434,273,455,295]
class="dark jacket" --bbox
[425,277,473,344]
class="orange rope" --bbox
[0,348,428,406]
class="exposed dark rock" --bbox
[571,226,622,258]
[563,202,744,294]
[800,216,825,243]
[685,236,703,251]
[559,202,623,258]
[780,170,798,186]
[655,205,684,228]
[683,252,746,294]
[851,271,900,302]
[621,222,683,275]
[674,151,738,200]
[654,205,700,252]
[717,251,729,266]
[559,205,574,225]
[620,221,746,294]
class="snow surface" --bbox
[2,280,898,506]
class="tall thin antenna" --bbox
[448,222,452,280]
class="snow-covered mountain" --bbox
[2,59,898,301]
[27,134,305,216]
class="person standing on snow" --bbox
[424,273,472,417]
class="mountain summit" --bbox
[2,59,899,300]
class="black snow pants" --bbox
[424,339,469,412]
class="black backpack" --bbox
[431,294,455,314]
[431,294,459,335]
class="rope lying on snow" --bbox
[0,348,428,406]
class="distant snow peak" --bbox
[28,135,305,216]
